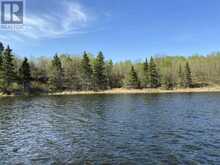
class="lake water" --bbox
[0,93,220,165]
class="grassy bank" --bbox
[1,87,220,98]
[49,87,220,96]
[0,93,15,97]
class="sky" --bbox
[1,0,220,61]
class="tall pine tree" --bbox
[80,51,93,90]
[49,54,64,91]
[19,57,31,92]
[149,57,160,88]
[0,42,4,54]
[184,62,192,88]
[106,60,113,89]
[126,66,140,89]
[1,45,16,93]
[93,51,107,90]
[143,58,150,88]
[0,42,4,89]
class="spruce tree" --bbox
[143,58,149,88]
[0,54,2,84]
[0,42,4,70]
[106,60,113,89]
[19,57,31,92]
[0,42,4,54]
[49,54,64,91]
[184,62,192,88]
[93,51,107,90]
[149,57,160,88]
[1,45,16,93]
[0,42,4,89]
[80,51,93,90]
[126,66,140,89]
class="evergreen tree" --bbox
[0,42,4,88]
[178,65,184,87]
[184,62,192,88]
[149,57,160,88]
[80,51,93,90]
[93,51,107,90]
[0,42,4,71]
[1,45,16,93]
[0,42,4,54]
[126,66,140,89]
[63,56,81,90]
[106,60,113,89]
[143,58,150,88]
[19,57,31,92]
[0,54,2,83]
[49,54,64,91]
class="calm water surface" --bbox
[0,93,220,165]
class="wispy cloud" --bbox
[0,1,92,41]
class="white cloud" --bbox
[0,1,91,41]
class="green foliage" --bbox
[126,66,140,89]
[106,60,113,89]
[48,54,64,91]
[62,55,81,90]
[1,46,16,93]
[0,42,4,54]
[163,72,175,90]
[0,44,3,87]
[142,58,150,87]
[93,51,107,90]
[184,62,192,88]
[19,57,31,92]
[178,65,184,87]
[80,51,93,90]
[149,57,160,88]
[2,42,220,94]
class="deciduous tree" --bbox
[178,65,185,87]
[184,62,192,88]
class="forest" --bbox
[0,42,220,95]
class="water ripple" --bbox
[0,94,220,164]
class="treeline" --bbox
[1,42,220,94]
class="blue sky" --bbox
[1,0,220,61]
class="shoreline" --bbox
[49,87,220,96]
[1,87,220,98]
